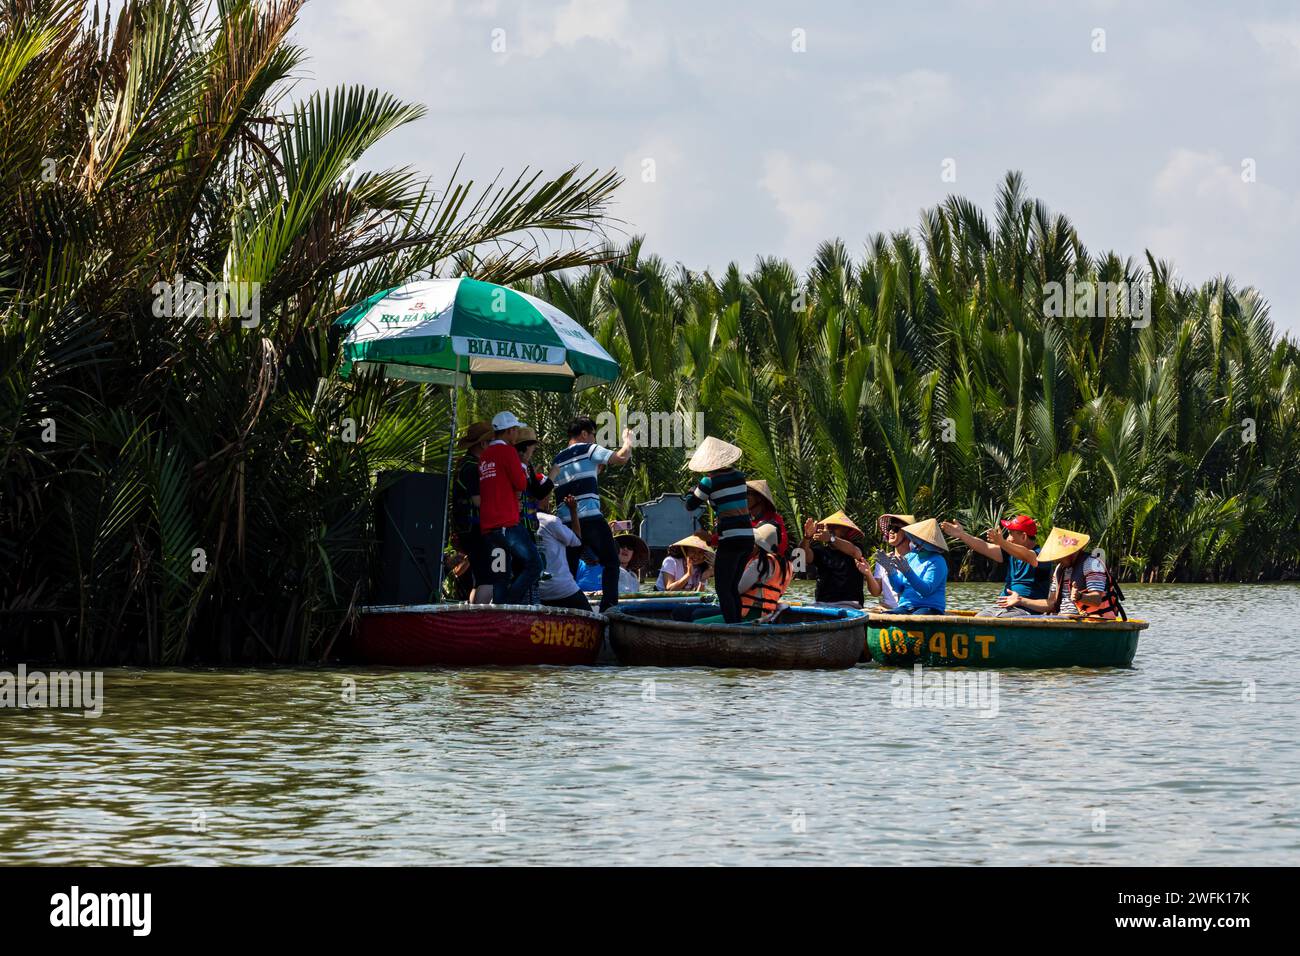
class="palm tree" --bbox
[0,0,620,663]
[519,180,1300,587]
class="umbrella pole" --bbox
[437,383,458,603]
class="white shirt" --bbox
[655,555,708,591]
[656,555,685,590]
[874,562,900,609]
[537,513,582,600]
[618,567,640,595]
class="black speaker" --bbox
[373,470,447,605]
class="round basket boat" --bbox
[354,603,606,667]
[865,612,1149,668]
[606,601,866,670]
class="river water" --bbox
[2,583,1297,865]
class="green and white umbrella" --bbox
[335,277,619,392]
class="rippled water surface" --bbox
[2,583,1298,865]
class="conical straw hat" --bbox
[880,513,916,526]
[671,534,716,559]
[687,436,742,472]
[820,510,863,537]
[746,479,777,509]
[1037,526,1090,563]
[902,518,949,552]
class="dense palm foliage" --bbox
[494,176,1300,586]
[4,3,1295,666]
[0,0,619,663]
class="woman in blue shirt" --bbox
[881,518,949,614]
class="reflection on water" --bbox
[1,583,1298,865]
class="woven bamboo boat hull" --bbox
[355,604,606,666]
[865,612,1148,668]
[606,602,866,669]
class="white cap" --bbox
[491,411,525,431]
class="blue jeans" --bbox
[485,525,543,605]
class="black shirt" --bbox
[451,454,480,534]
[812,542,864,605]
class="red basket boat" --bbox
[354,603,607,666]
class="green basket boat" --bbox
[865,612,1148,668]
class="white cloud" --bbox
[1142,22,1216,64]
[614,136,688,242]
[1247,20,1300,74]
[841,70,957,145]
[1151,149,1300,226]
[515,0,667,66]
[1142,149,1300,309]
[1026,72,1129,121]
[759,152,845,260]
[553,0,628,46]
[288,1,1300,335]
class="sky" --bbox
[292,0,1300,337]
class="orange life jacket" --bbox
[740,557,793,621]
[1057,562,1126,620]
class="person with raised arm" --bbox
[877,518,949,614]
[941,514,1053,616]
[550,416,634,612]
[800,510,866,607]
[854,513,914,610]
[660,535,714,592]
[996,527,1126,619]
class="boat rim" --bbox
[866,611,1148,631]
[359,603,606,622]
[606,604,866,636]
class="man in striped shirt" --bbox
[684,437,753,623]
[550,416,634,612]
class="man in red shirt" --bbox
[478,411,542,604]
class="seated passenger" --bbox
[536,494,590,611]
[941,514,1053,616]
[800,510,866,607]
[855,513,914,610]
[879,518,949,614]
[672,524,791,623]
[659,535,714,592]
[746,479,789,555]
[997,527,1124,619]
[613,528,647,594]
